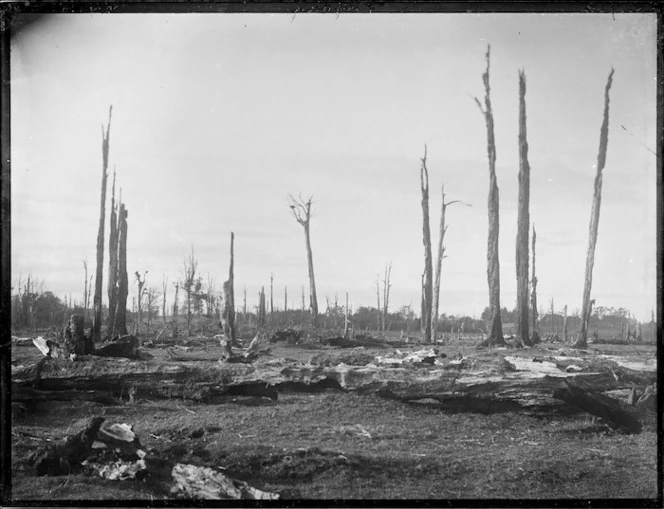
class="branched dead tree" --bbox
[432,185,471,337]
[419,145,433,343]
[93,106,113,343]
[181,247,198,337]
[474,45,504,346]
[107,167,119,333]
[382,263,392,333]
[222,232,236,343]
[516,70,532,347]
[114,202,128,336]
[162,275,168,325]
[288,194,319,327]
[574,69,615,349]
[172,283,180,339]
[82,259,89,321]
[375,274,381,332]
[530,225,540,343]
[134,271,147,333]
[257,286,266,328]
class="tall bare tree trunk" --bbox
[563,305,568,343]
[107,168,118,334]
[270,272,274,318]
[115,202,128,336]
[550,298,555,337]
[162,275,168,325]
[419,146,433,343]
[284,286,288,315]
[382,263,392,333]
[474,46,504,345]
[288,195,319,328]
[93,106,112,344]
[375,275,381,333]
[516,71,531,347]
[172,283,179,339]
[530,225,540,343]
[575,69,615,349]
[82,259,89,322]
[135,271,147,334]
[258,286,266,327]
[222,232,236,342]
[344,292,350,339]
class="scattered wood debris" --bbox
[171,463,279,500]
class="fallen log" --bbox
[12,354,649,431]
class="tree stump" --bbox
[64,314,94,356]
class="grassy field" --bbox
[10,332,659,502]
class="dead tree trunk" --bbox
[93,106,113,344]
[516,71,531,347]
[107,168,119,335]
[162,275,168,325]
[135,271,147,334]
[550,298,555,338]
[82,260,89,322]
[375,275,381,332]
[270,272,274,319]
[433,187,470,336]
[419,146,433,343]
[382,263,392,333]
[172,283,179,339]
[563,305,568,343]
[474,45,504,346]
[575,69,615,349]
[344,292,350,339]
[530,225,540,343]
[222,232,236,342]
[288,195,319,327]
[258,287,266,328]
[114,202,128,336]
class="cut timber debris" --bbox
[171,463,279,500]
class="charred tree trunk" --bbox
[222,232,236,342]
[516,71,531,347]
[530,226,540,343]
[107,168,119,336]
[114,203,128,336]
[420,146,433,343]
[288,195,319,328]
[474,46,504,346]
[575,69,615,349]
[258,287,266,328]
[63,314,93,356]
[93,106,113,344]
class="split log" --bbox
[13,353,650,430]
[553,379,641,433]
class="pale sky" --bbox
[10,13,658,321]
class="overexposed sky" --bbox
[10,13,657,321]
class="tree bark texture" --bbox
[516,71,531,346]
[576,69,615,348]
[432,186,448,333]
[93,106,112,343]
[475,46,503,345]
[420,147,433,343]
[107,169,119,335]
[115,203,128,336]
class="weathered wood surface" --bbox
[13,353,652,413]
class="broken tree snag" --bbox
[516,70,531,347]
[530,225,541,343]
[64,314,94,356]
[474,45,504,346]
[288,194,319,327]
[575,69,615,349]
[553,379,640,433]
[419,145,434,343]
[115,202,129,336]
[107,167,119,337]
[32,416,105,476]
[222,232,236,343]
[93,106,113,344]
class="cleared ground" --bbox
[10,334,659,501]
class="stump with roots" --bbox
[63,314,95,356]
